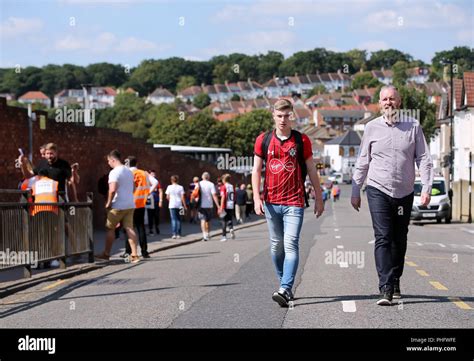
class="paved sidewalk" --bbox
[0,214,266,297]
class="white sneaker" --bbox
[176,235,181,239]
[50,260,60,267]
[220,237,227,242]
[230,229,235,239]
[172,235,177,239]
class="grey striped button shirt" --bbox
[351,115,433,199]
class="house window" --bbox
[339,147,344,156]
[349,147,355,157]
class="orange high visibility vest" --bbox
[21,176,38,215]
[31,176,59,216]
[133,169,150,208]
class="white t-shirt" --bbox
[166,184,185,208]
[108,165,135,210]
[199,180,216,208]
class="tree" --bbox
[392,60,409,87]
[225,109,274,156]
[345,49,368,72]
[367,49,412,70]
[193,93,211,109]
[351,72,381,90]
[431,46,474,79]
[231,94,241,101]
[307,85,327,98]
[257,51,284,82]
[86,63,127,88]
[176,75,196,92]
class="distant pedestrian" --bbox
[245,184,254,219]
[189,176,200,224]
[235,183,248,224]
[165,175,187,239]
[122,156,158,258]
[191,172,220,241]
[218,173,235,241]
[96,149,140,263]
[147,170,163,235]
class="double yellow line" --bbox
[405,259,472,310]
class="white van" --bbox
[411,177,451,223]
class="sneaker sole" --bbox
[272,293,289,307]
[392,294,401,299]
[376,299,392,306]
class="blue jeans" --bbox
[264,202,305,292]
[169,208,182,236]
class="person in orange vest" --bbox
[123,156,158,258]
[20,175,38,215]
[332,184,340,202]
[31,169,59,216]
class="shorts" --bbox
[106,208,134,230]
[198,208,213,222]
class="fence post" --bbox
[21,190,31,278]
[87,192,95,263]
[59,193,67,269]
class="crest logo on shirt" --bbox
[289,147,296,157]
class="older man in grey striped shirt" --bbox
[351,85,433,306]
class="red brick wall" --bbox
[0,98,248,228]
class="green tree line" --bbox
[2,47,470,99]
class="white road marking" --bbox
[368,240,375,244]
[461,228,474,235]
[334,228,339,232]
[341,301,357,313]
[339,262,349,268]
[335,235,341,239]
[337,245,344,249]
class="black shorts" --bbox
[198,208,213,221]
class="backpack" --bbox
[191,181,202,208]
[261,129,309,208]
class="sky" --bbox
[0,0,473,68]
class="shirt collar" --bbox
[382,111,400,126]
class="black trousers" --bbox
[366,186,414,291]
[125,207,147,254]
[221,208,234,237]
[147,206,160,233]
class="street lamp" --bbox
[440,59,454,221]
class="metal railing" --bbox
[0,189,94,278]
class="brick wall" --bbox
[0,98,248,228]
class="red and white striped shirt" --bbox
[254,131,312,207]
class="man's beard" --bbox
[383,107,399,122]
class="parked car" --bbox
[328,172,343,184]
[328,172,351,184]
[410,177,451,223]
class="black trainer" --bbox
[393,279,401,299]
[377,286,393,306]
[272,289,291,307]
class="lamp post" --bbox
[441,59,454,221]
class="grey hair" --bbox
[202,172,210,180]
[379,85,400,99]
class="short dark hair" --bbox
[126,156,137,167]
[37,168,49,177]
[171,175,179,183]
[108,149,121,161]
